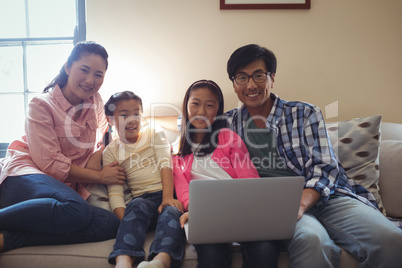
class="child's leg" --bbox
[108,195,160,265]
[115,255,135,268]
[148,205,185,268]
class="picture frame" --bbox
[220,0,311,10]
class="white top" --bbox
[190,150,232,181]
[103,125,172,211]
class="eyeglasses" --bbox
[232,72,271,85]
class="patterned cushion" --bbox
[326,115,386,215]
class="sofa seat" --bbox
[1,120,401,268]
[0,233,358,268]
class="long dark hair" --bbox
[43,41,109,92]
[178,80,226,157]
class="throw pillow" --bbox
[326,115,386,215]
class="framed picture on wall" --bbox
[220,0,311,10]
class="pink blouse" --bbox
[173,128,260,210]
[0,85,108,199]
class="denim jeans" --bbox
[194,240,280,268]
[281,196,402,268]
[0,175,120,251]
[108,191,185,266]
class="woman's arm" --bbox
[25,96,124,185]
[85,145,105,171]
[66,162,125,185]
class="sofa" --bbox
[1,116,402,268]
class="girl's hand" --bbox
[158,198,185,213]
[99,161,125,185]
[180,212,189,228]
[114,207,126,221]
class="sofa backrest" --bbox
[380,122,402,141]
[378,122,402,219]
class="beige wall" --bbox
[87,0,402,123]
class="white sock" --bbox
[137,259,164,268]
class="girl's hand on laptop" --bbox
[180,212,189,228]
[158,198,185,213]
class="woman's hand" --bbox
[180,212,189,228]
[99,161,126,185]
[158,198,185,214]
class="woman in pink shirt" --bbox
[0,41,124,252]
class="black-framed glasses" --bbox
[232,72,271,85]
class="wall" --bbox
[87,0,402,123]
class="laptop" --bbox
[184,176,304,244]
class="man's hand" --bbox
[100,161,126,185]
[298,188,321,220]
[158,198,185,214]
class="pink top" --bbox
[0,85,108,199]
[173,128,260,210]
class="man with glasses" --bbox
[224,44,402,267]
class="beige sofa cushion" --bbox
[380,122,402,141]
[326,115,385,214]
[378,140,402,218]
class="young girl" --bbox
[173,80,280,268]
[103,91,185,268]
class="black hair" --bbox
[43,41,109,92]
[104,91,143,116]
[178,80,226,157]
[227,44,277,81]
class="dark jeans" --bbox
[194,240,280,268]
[0,175,120,251]
[108,191,185,266]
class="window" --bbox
[0,0,86,143]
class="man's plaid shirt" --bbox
[225,93,378,209]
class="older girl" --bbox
[173,80,280,268]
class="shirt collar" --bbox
[52,85,94,112]
[240,93,281,126]
[267,93,283,126]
